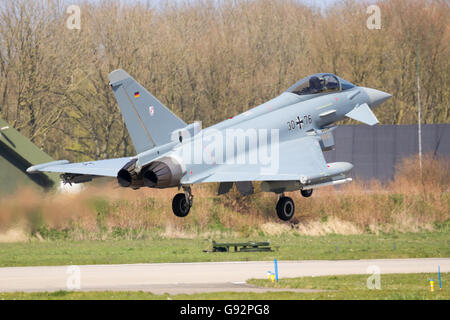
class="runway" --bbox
[0,258,448,293]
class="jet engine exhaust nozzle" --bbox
[117,159,143,189]
[142,157,184,188]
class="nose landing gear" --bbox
[301,189,313,197]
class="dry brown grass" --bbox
[0,228,28,243]
[0,155,448,241]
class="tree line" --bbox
[0,0,448,161]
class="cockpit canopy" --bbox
[286,73,355,96]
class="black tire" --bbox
[301,189,313,198]
[172,193,191,217]
[276,196,295,221]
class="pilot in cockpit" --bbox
[308,76,323,93]
[288,73,348,96]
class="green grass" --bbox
[247,272,449,300]
[0,273,447,300]
[0,231,449,267]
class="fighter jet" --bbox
[27,71,391,221]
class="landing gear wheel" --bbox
[276,196,295,221]
[301,189,313,198]
[172,193,191,217]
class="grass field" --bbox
[247,272,449,299]
[0,231,448,267]
[0,273,447,300]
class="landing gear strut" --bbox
[172,186,193,217]
[276,194,295,221]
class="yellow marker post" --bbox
[271,273,275,283]
[429,279,434,292]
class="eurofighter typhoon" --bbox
[28,70,391,221]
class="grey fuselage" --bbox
[134,85,375,186]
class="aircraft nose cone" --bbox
[363,88,392,108]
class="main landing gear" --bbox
[276,195,295,221]
[172,186,193,217]
[172,186,313,221]
[275,189,314,221]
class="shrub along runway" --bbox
[0,258,448,294]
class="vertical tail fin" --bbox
[108,69,186,154]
